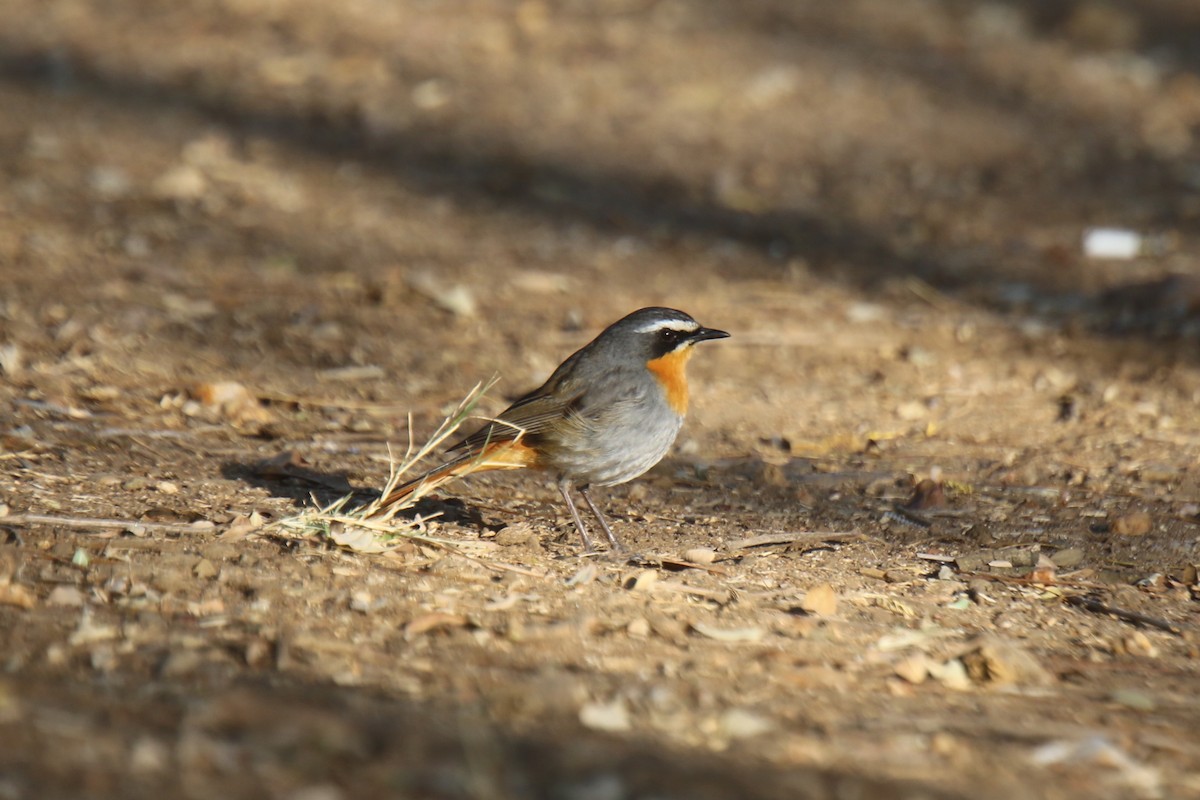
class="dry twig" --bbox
[730,531,866,550]
[1064,595,1182,636]
[270,380,538,574]
[0,514,209,534]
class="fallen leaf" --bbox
[0,584,36,609]
[328,523,393,553]
[800,583,838,615]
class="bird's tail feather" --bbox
[373,440,536,514]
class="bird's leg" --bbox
[558,477,597,553]
[579,485,626,553]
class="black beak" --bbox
[690,326,730,342]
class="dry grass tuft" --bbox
[271,379,526,554]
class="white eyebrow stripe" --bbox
[635,319,698,334]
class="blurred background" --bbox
[4,0,1200,347]
[3,2,1200,798]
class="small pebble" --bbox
[411,79,451,111]
[968,579,995,604]
[718,708,775,739]
[893,654,930,685]
[1083,227,1141,259]
[129,736,171,774]
[1050,548,1084,568]
[928,658,972,691]
[1114,512,1152,536]
[579,699,631,732]
[46,585,85,607]
[1122,632,1159,658]
[495,523,535,546]
[1110,688,1156,711]
[627,569,658,592]
[800,583,838,616]
[159,650,204,678]
[349,591,373,613]
[153,164,207,201]
[961,638,1054,686]
[565,563,598,587]
[245,638,273,668]
[1137,465,1176,484]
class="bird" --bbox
[378,307,729,552]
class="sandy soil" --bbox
[2,1,1200,798]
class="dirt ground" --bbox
[3,1,1200,798]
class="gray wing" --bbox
[449,344,640,453]
[449,384,585,453]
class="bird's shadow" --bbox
[219,452,487,527]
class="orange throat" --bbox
[646,346,694,415]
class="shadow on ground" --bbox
[0,674,977,800]
[1,0,1197,355]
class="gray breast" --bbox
[543,380,685,486]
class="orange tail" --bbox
[375,440,538,512]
